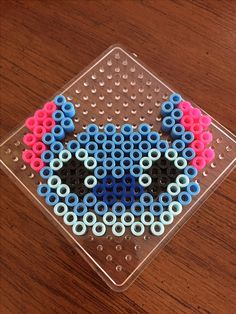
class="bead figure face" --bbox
[22,93,214,238]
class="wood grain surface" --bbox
[1,1,236,313]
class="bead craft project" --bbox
[0,45,235,291]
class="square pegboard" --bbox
[0,44,235,291]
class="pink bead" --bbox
[22,149,36,164]
[180,115,194,131]
[190,140,205,155]
[43,102,56,116]
[201,148,215,163]
[32,141,46,156]
[25,117,38,131]
[190,123,203,138]
[178,101,192,115]
[189,108,202,122]
[191,156,206,171]
[30,158,44,172]
[23,133,37,147]
[199,115,212,129]
[43,117,56,132]
[199,131,213,146]
[34,109,47,124]
[33,125,46,139]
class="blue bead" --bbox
[113,183,125,197]
[83,193,97,207]
[186,182,200,196]
[172,139,185,152]
[120,157,133,170]
[122,174,135,187]
[40,166,53,179]
[94,202,108,216]
[111,149,124,162]
[112,166,125,179]
[121,194,134,207]
[52,110,65,122]
[121,124,133,137]
[42,133,55,146]
[162,116,175,133]
[171,124,185,139]
[147,132,160,145]
[181,131,194,144]
[130,165,143,177]
[169,93,182,105]
[50,141,64,154]
[77,132,90,145]
[130,132,142,145]
[156,140,169,152]
[65,193,79,207]
[150,202,164,216]
[178,191,192,205]
[86,141,98,155]
[61,102,75,118]
[131,202,145,216]
[112,133,124,146]
[139,140,151,154]
[140,193,153,206]
[61,117,75,133]
[104,124,116,137]
[74,203,88,216]
[130,149,142,162]
[182,147,196,161]
[132,183,143,197]
[184,166,198,179]
[94,166,107,179]
[112,202,125,216]
[54,95,66,107]
[103,192,116,206]
[161,101,174,116]
[41,150,54,163]
[52,125,65,140]
[138,123,151,136]
[103,158,115,170]
[93,184,106,198]
[67,140,80,153]
[94,150,107,162]
[102,140,115,154]
[86,124,99,136]
[45,192,59,206]
[159,193,172,206]
[171,108,183,121]
[102,175,115,190]
[94,132,107,145]
[37,184,51,197]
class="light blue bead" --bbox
[120,157,133,170]
[181,131,194,144]
[121,124,133,137]
[171,108,183,121]
[102,140,115,154]
[150,202,164,216]
[94,150,107,162]
[86,141,98,155]
[61,102,75,118]
[67,140,80,153]
[95,132,107,145]
[103,157,115,170]
[65,193,79,207]
[40,166,53,180]
[130,132,142,145]
[147,132,160,145]
[172,139,185,152]
[130,149,142,162]
[169,93,182,105]
[112,202,126,216]
[42,133,55,146]
[162,116,175,133]
[130,165,143,177]
[83,193,97,207]
[182,147,196,161]
[52,125,65,141]
[140,193,153,207]
[112,166,125,179]
[61,117,75,133]
[112,133,124,146]
[104,123,116,137]
[122,141,134,154]
[94,166,107,179]
[156,140,169,152]
[178,191,192,205]
[74,203,88,216]
[111,149,124,162]
[77,132,90,145]
[139,140,151,154]
[171,124,185,139]
[86,124,99,136]
[131,202,145,216]
[94,201,108,216]
[41,150,54,163]
[184,166,198,179]
[37,184,51,197]
[50,141,64,154]
[186,182,200,196]
[159,193,172,206]
[52,110,64,122]
[138,123,151,136]
[45,192,59,206]
[161,101,174,116]
[54,94,66,107]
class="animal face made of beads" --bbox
[22,93,215,238]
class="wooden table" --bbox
[1,1,236,313]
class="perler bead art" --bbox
[1,45,235,291]
[24,92,214,238]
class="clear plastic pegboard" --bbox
[0,44,235,291]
